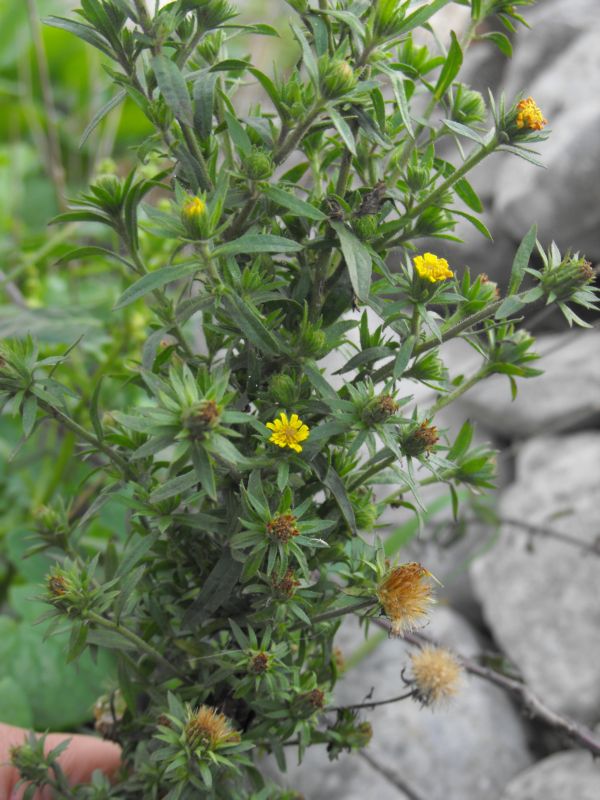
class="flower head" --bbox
[266,412,310,453]
[414,253,454,283]
[515,97,547,131]
[184,705,239,751]
[266,513,299,543]
[410,646,463,707]
[377,562,437,635]
[182,195,206,219]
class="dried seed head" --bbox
[402,420,439,457]
[361,394,399,426]
[410,646,463,707]
[248,651,270,675]
[377,562,437,635]
[185,705,239,750]
[182,399,221,439]
[272,568,300,598]
[267,513,300,543]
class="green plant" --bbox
[1,0,598,796]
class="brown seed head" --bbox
[410,646,463,707]
[248,651,270,675]
[272,568,300,598]
[267,513,299,543]
[183,399,221,439]
[48,574,68,598]
[185,705,239,750]
[377,562,437,635]
[402,420,439,457]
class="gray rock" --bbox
[471,434,600,724]
[499,750,600,800]
[264,747,409,800]
[494,27,600,260]
[332,608,532,800]
[458,331,600,438]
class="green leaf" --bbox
[213,233,302,258]
[448,208,492,240]
[396,0,453,36]
[495,295,525,319]
[454,178,483,213]
[183,552,242,626]
[482,31,512,57]
[113,262,199,310]
[149,470,198,503]
[290,22,318,85]
[43,16,113,57]
[193,72,217,139]
[434,31,463,100]
[313,456,357,536]
[22,394,37,438]
[393,335,416,378]
[0,677,33,728]
[224,110,252,156]
[223,294,282,357]
[79,89,126,148]
[508,224,537,295]
[331,221,372,302]
[263,185,327,221]
[152,54,193,125]
[328,107,356,155]
[443,119,486,145]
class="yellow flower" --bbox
[182,195,206,219]
[413,253,454,283]
[410,646,463,707]
[266,412,310,453]
[377,562,437,635]
[515,97,547,131]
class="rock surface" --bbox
[458,332,600,438]
[269,607,532,800]
[471,434,600,724]
[498,750,600,800]
[494,25,600,260]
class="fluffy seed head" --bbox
[410,646,463,707]
[185,705,239,750]
[377,562,437,635]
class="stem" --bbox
[87,611,179,676]
[180,123,213,192]
[408,135,498,221]
[274,105,323,165]
[38,399,136,480]
[427,366,489,416]
[325,690,415,713]
[309,597,376,625]
[26,0,67,210]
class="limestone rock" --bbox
[494,26,600,260]
[332,608,532,800]
[499,750,600,800]
[471,434,600,724]
[458,332,600,438]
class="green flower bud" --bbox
[352,213,379,242]
[268,373,299,406]
[181,195,210,239]
[451,85,486,125]
[319,57,357,99]
[373,0,406,39]
[181,399,221,439]
[197,31,223,62]
[406,163,430,192]
[182,0,236,30]
[242,147,273,181]
[361,394,399,426]
[91,175,123,215]
[541,256,595,301]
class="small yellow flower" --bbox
[515,97,547,131]
[182,195,206,218]
[410,646,463,707]
[377,562,437,636]
[413,253,454,283]
[266,412,310,453]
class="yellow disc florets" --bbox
[413,253,454,283]
[266,412,310,453]
[515,97,547,131]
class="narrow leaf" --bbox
[114,263,199,310]
[508,224,537,295]
[331,221,372,302]
[152,54,193,125]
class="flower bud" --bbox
[182,399,221,439]
[406,163,430,192]
[542,256,595,301]
[268,373,299,406]
[242,147,273,181]
[197,30,223,62]
[181,195,210,239]
[319,57,357,99]
[451,84,486,125]
[401,420,439,457]
[361,394,399,426]
[373,0,406,39]
[352,213,379,242]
